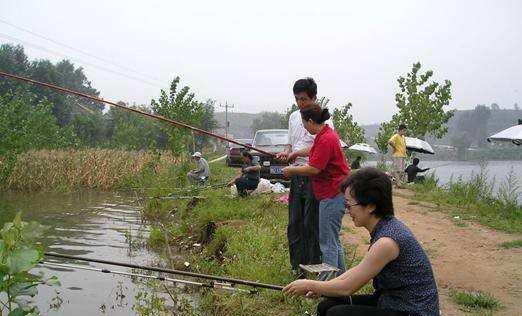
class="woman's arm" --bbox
[283,237,399,297]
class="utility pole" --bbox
[219,102,234,139]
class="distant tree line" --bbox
[0,43,217,157]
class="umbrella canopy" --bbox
[348,143,378,155]
[487,121,522,146]
[405,137,435,155]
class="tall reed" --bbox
[6,149,180,191]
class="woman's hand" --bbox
[282,279,312,298]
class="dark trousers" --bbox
[317,294,409,316]
[235,177,259,197]
[287,175,321,271]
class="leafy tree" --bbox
[195,99,219,150]
[0,44,29,93]
[0,92,75,156]
[250,111,285,133]
[280,104,298,128]
[374,115,400,154]
[394,62,454,140]
[69,112,108,147]
[332,103,365,145]
[0,44,103,128]
[151,77,209,156]
[106,103,164,150]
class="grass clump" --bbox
[450,289,501,312]
[500,239,522,249]
[411,166,522,233]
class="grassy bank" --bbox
[2,149,187,191]
[409,168,522,233]
[140,162,368,316]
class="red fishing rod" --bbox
[0,71,275,157]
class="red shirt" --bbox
[308,125,350,200]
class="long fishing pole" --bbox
[0,71,275,157]
[44,252,283,291]
[39,261,255,294]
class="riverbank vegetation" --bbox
[409,166,521,233]
[139,163,345,315]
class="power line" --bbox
[0,18,164,85]
[0,32,164,88]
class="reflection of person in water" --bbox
[404,158,430,183]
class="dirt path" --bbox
[340,188,522,316]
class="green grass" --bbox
[139,161,372,316]
[410,170,522,233]
[500,239,522,249]
[450,290,501,312]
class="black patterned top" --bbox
[371,216,440,316]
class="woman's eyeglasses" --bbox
[344,202,360,210]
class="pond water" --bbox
[0,190,165,315]
[366,160,522,203]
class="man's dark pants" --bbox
[287,175,321,271]
[235,177,259,197]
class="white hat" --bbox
[192,152,202,158]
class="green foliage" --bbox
[0,44,103,127]
[395,62,454,140]
[332,103,365,145]
[0,212,59,315]
[450,290,501,312]
[250,111,284,133]
[107,105,164,150]
[0,93,75,156]
[375,62,454,155]
[374,115,399,154]
[280,104,298,128]
[151,77,213,156]
[500,239,522,249]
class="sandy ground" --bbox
[340,188,522,316]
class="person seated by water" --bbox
[187,152,211,184]
[405,158,430,183]
[350,156,362,170]
[283,167,440,316]
[227,151,261,197]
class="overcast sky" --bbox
[1,0,521,124]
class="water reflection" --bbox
[0,190,162,315]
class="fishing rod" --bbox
[0,71,275,157]
[39,261,256,294]
[44,252,283,291]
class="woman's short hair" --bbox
[241,151,253,160]
[340,167,394,217]
[300,103,331,124]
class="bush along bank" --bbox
[409,167,521,233]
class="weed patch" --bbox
[450,289,501,312]
[500,239,522,249]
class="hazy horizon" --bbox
[1,0,521,124]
